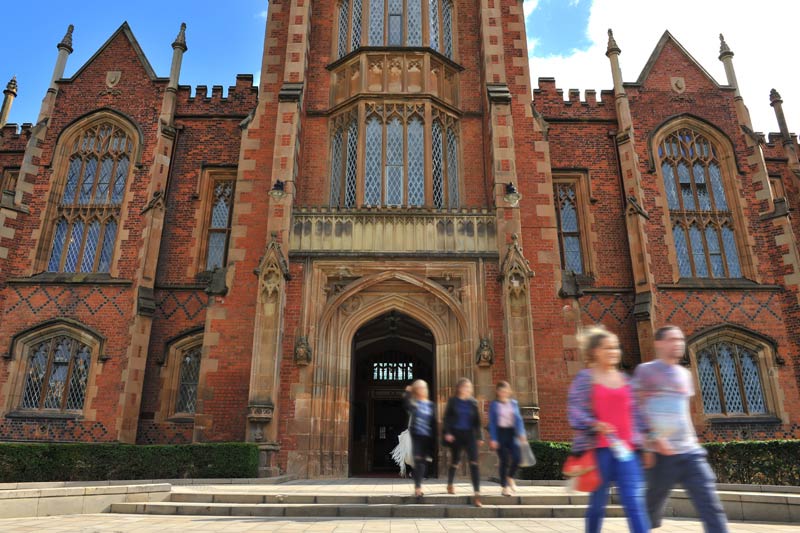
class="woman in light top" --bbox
[488,381,526,496]
[404,379,437,499]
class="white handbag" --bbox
[519,439,537,468]
[391,429,415,477]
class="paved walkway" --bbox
[0,515,797,532]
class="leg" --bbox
[497,430,510,488]
[507,434,521,481]
[615,455,650,533]
[447,436,464,487]
[466,434,480,493]
[646,453,681,529]
[411,434,427,490]
[586,448,614,533]
[680,453,729,533]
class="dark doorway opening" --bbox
[349,311,436,477]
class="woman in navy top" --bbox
[488,381,526,496]
[442,377,484,507]
[404,380,437,498]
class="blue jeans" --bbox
[646,452,728,532]
[587,447,649,533]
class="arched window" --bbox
[688,327,782,419]
[175,344,201,415]
[656,128,741,279]
[337,0,456,58]
[47,120,134,274]
[329,103,460,208]
[153,331,204,422]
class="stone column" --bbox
[0,76,17,128]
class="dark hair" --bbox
[496,380,511,391]
[578,325,617,363]
[655,325,682,341]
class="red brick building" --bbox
[1,3,799,478]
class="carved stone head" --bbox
[476,337,494,367]
[294,336,312,366]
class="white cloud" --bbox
[527,0,800,133]
[523,0,539,20]
[257,9,268,19]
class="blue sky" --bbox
[0,1,268,125]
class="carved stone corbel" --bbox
[475,337,495,367]
[294,336,312,366]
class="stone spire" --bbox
[606,29,621,57]
[1,76,18,127]
[770,88,793,145]
[770,88,782,106]
[717,33,740,98]
[58,24,75,53]
[172,22,188,52]
[718,33,733,59]
[5,76,17,97]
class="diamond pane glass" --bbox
[717,343,744,413]
[63,158,82,205]
[365,117,383,205]
[98,220,117,273]
[429,0,440,50]
[408,0,422,46]
[176,347,201,414]
[386,118,403,206]
[662,163,679,209]
[708,163,727,210]
[565,236,583,274]
[22,340,50,409]
[559,193,579,232]
[407,117,424,206]
[80,220,101,273]
[721,226,741,278]
[697,350,722,414]
[330,129,344,206]
[345,120,359,208]
[689,224,708,277]
[705,226,724,278]
[111,156,129,204]
[351,0,363,50]
[211,181,233,229]
[95,157,114,203]
[338,0,350,58]
[446,127,459,208]
[442,0,453,58]
[63,221,85,273]
[368,0,384,45]
[48,219,69,272]
[44,337,73,409]
[740,349,766,414]
[694,163,711,210]
[206,232,226,271]
[432,121,444,208]
[673,225,692,277]
[388,0,402,45]
[65,344,91,410]
[78,157,98,205]
[678,163,694,210]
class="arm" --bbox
[630,366,652,438]
[487,401,499,442]
[442,398,453,436]
[567,370,597,431]
[473,401,484,442]
[626,373,649,441]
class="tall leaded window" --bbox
[175,344,201,415]
[554,181,584,274]
[329,103,459,208]
[21,335,92,412]
[695,340,769,417]
[658,128,741,279]
[337,0,456,58]
[205,179,235,271]
[47,122,133,274]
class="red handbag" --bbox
[562,449,601,492]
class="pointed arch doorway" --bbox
[349,310,437,476]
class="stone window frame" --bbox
[551,171,596,281]
[155,330,204,423]
[768,175,785,200]
[1,167,19,206]
[34,111,141,278]
[190,167,237,278]
[334,0,457,61]
[327,99,462,209]
[2,319,105,420]
[686,325,785,424]
[651,117,757,284]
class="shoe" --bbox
[473,494,482,507]
[501,487,511,497]
[508,477,517,493]
[447,485,455,495]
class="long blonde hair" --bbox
[578,325,617,364]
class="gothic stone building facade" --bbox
[1,2,799,478]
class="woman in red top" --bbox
[567,326,649,533]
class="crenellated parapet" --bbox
[0,123,33,152]
[533,78,616,121]
[174,75,258,116]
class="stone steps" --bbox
[109,500,625,519]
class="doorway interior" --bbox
[349,310,436,477]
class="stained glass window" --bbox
[385,117,404,206]
[351,0,363,51]
[358,0,450,49]
[365,117,383,205]
[368,0,384,45]
[658,128,741,278]
[329,128,344,206]
[206,180,235,271]
[47,121,132,274]
[176,345,202,414]
[695,340,769,416]
[338,0,351,58]
[388,0,403,45]
[554,181,584,274]
[428,0,440,51]
[407,117,425,206]
[21,335,92,412]
[407,0,422,46]
[345,120,359,207]
[446,127,459,208]
[442,0,454,58]
[432,121,444,208]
